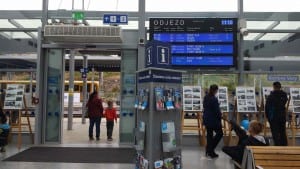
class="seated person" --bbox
[0,109,10,152]
[222,120,269,164]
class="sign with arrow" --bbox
[103,14,128,25]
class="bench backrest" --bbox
[247,146,300,169]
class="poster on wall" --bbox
[183,86,202,111]
[236,87,257,113]
[217,86,229,112]
[290,88,300,113]
[4,84,25,109]
[262,87,273,103]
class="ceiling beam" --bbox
[248,29,300,33]
[0,10,299,21]
[0,28,38,32]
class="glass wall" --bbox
[48,0,138,11]
[146,0,238,12]
[0,0,299,12]
[0,0,42,10]
[45,49,64,142]
[244,0,300,12]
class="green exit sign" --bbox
[72,11,84,20]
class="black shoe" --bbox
[212,152,219,158]
[89,137,94,141]
[0,147,6,152]
[96,137,100,141]
[206,152,218,159]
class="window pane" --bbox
[244,33,260,41]
[259,33,290,41]
[3,32,31,39]
[274,21,300,30]
[0,0,42,10]
[0,20,16,28]
[244,0,300,12]
[246,21,275,29]
[14,19,41,28]
[49,0,138,11]
[146,0,238,12]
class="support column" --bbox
[68,50,75,130]
[29,67,33,97]
[238,0,245,85]
[82,55,88,124]
[35,28,44,144]
[137,0,146,69]
[42,0,49,28]
[99,71,104,95]
[91,67,95,92]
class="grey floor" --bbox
[0,118,234,169]
[0,144,233,169]
[0,143,234,169]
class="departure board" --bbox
[149,18,238,68]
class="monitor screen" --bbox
[149,18,238,68]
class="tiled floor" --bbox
[0,118,234,169]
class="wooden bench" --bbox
[242,146,300,169]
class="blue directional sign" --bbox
[267,75,299,82]
[80,68,89,73]
[103,14,128,25]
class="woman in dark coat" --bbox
[222,120,269,164]
[86,91,103,141]
[203,84,223,158]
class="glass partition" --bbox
[45,49,64,142]
[49,0,138,11]
[146,0,238,12]
[244,0,300,12]
[0,0,42,10]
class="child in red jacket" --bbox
[104,100,117,141]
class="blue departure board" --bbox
[149,18,238,68]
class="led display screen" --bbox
[149,18,238,68]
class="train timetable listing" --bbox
[171,45,233,54]
[153,33,234,43]
[172,56,233,66]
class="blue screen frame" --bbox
[149,18,238,68]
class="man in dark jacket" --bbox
[203,84,223,158]
[265,81,288,146]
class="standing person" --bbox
[203,84,223,158]
[86,91,103,141]
[104,100,117,141]
[0,108,10,152]
[265,81,288,146]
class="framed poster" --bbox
[236,87,257,113]
[4,84,25,110]
[183,86,202,111]
[290,88,300,113]
[217,86,229,112]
